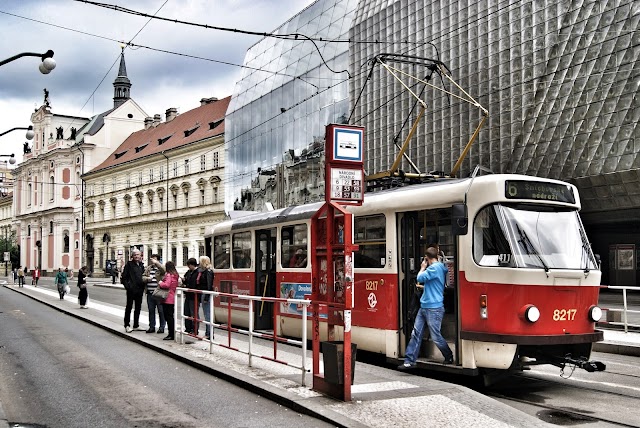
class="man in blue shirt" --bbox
[398,246,453,369]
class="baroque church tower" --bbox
[113,48,131,108]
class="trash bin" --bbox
[321,341,357,385]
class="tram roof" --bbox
[209,174,579,233]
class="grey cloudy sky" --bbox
[0,0,314,162]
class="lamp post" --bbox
[0,154,16,165]
[0,126,35,140]
[0,50,56,74]
[3,227,7,278]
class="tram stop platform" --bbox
[3,280,640,428]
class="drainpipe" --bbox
[161,151,169,259]
[77,144,85,269]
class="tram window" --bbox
[473,205,512,266]
[281,224,308,268]
[213,234,230,269]
[354,215,386,268]
[232,231,252,268]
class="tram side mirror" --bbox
[594,253,601,269]
[452,203,468,236]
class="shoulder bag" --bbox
[152,286,169,302]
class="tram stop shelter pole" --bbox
[311,124,364,401]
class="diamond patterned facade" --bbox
[228,0,639,284]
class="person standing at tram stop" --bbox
[158,261,180,341]
[398,246,453,370]
[54,267,69,300]
[182,258,199,334]
[77,266,89,308]
[121,249,146,333]
[32,266,41,286]
[196,256,214,340]
[142,254,166,334]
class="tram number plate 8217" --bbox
[553,308,577,321]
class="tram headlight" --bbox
[520,304,540,323]
[588,305,602,322]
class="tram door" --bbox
[255,228,277,331]
[399,212,421,348]
[399,209,458,359]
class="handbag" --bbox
[152,287,169,301]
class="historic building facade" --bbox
[82,96,229,273]
[13,52,147,275]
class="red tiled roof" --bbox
[89,96,230,174]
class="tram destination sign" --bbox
[505,180,575,203]
[330,167,364,203]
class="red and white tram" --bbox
[206,174,605,375]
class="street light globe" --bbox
[25,126,34,140]
[39,57,56,74]
[8,156,16,165]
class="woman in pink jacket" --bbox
[158,261,179,340]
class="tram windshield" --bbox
[473,204,597,271]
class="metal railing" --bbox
[175,287,311,386]
[599,285,640,333]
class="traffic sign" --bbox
[3,252,9,262]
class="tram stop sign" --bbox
[3,252,9,262]
[325,124,365,205]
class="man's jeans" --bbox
[404,306,453,364]
[146,292,166,330]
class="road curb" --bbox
[593,341,640,357]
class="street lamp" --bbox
[0,126,34,140]
[0,154,16,165]
[0,50,56,74]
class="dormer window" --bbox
[114,151,127,159]
[135,144,148,153]
[209,119,223,130]
[158,135,172,145]
[184,125,199,137]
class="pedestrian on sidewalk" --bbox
[182,258,198,334]
[121,249,145,333]
[77,266,89,308]
[17,266,24,287]
[158,260,179,341]
[32,266,41,286]
[54,267,69,299]
[142,254,166,334]
[111,264,119,284]
[12,267,17,284]
[196,256,215,340]
[398,246,453,370]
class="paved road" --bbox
[0,286,333,428]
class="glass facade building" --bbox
[225,0,358,213]
[227,0,640,284]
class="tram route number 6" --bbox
[553,308,577,321]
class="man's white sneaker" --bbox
[125,326,133,333]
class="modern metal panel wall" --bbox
[350,0,639,216]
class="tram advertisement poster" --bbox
[280,282,326,319]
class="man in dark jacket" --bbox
[121,249,145,333]
[183,258,199,334]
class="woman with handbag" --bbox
[55,267,68,300]
[158,261,179,341]
[77,266,89,308]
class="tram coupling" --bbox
[563,356,606,372]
